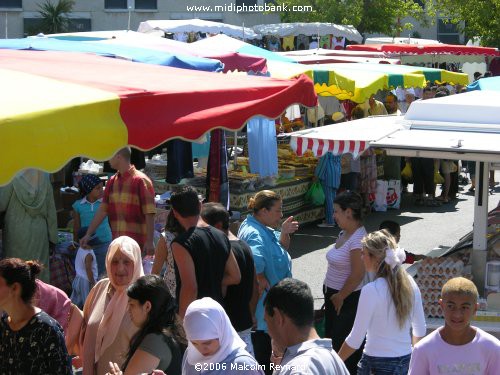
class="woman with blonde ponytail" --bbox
[338,230,426,374]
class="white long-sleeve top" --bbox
[345,274,426,357]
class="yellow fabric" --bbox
[282,36,295,51]
[440,70,469,86]
[0,69,127,186]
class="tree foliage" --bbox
[37,0,75,34]
[275,0,435,37]
[434,0,500,48]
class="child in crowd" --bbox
[72,174,112,277]
[379,220,427,264]
[70,228,98,308]
[408,277,500,374]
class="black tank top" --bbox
[173,226,231,305]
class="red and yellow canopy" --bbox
[0,50,317,186]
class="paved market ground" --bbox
[289,172,500,302]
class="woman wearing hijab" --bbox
[183,297,264,375]
[79,236,144,374]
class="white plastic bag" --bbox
[374,180,388,212]
[386,179,401,209]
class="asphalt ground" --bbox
[288,172,500,302]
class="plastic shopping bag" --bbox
[305,181,326,206]
[401,161,413,182]
[373,180,388,212]
[386,179,401,209]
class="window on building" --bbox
[135,0,156,9]
[24,17,91,36]
[0,0,22,8]
[105,0,127,9]
[437,18,460,44]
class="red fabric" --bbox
[347,44,499,56]
[102,166,156,248]
[0,49,316,150]
[34,279,72,331]
[203,52,267,73]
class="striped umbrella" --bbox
[0,49,317,186]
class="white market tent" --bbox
[252,22,363,43]
[289,116,404,158]
[371,91,500,290]
[137,19,262,40]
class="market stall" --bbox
[138,19,262,40]
[371,91,500,301]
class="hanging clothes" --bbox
[247,117,278,177]
[296,34,309,50]
[285,104,301,121]
[166,140,193,184]
[315,153,342,224]
[282,36,295,51]
[320,35,331,49]
[206,129,229,208]
[333,36,345,50]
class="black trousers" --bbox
[251,330,272,375]
[324,286,364,375]
[411,157,435,195]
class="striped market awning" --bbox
[289,116,405,158]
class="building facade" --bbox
[0,0,280,38]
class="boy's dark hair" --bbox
[264,278,314,328]
[379,220,400,237]
[201,202,230,231]
[170,186,200,218]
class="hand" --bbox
[281,216,299,235]
[143,241,155,256]
[79,234,91,249]
[107,362,123,375]
[330,293,344,315]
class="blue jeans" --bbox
[357,353,411,375]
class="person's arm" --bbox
[122,349,160,375]
[410,277,427,345]
[143,213,155,256]
[171,242,197,318]
[338,342,357,362]
[256,273,270,297]
[72,209,81,243]
[279,216,299,250]
[222,249,241,288]
[249,266,259,326]
[151,235,167,275]
[339,286,374,361]
[80,204,107,248]
[330,248,365,314]
[84,253,96,287]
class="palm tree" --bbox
[37,0,75,34]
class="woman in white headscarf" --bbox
[79,236,144,374]
[183,298,264,375]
